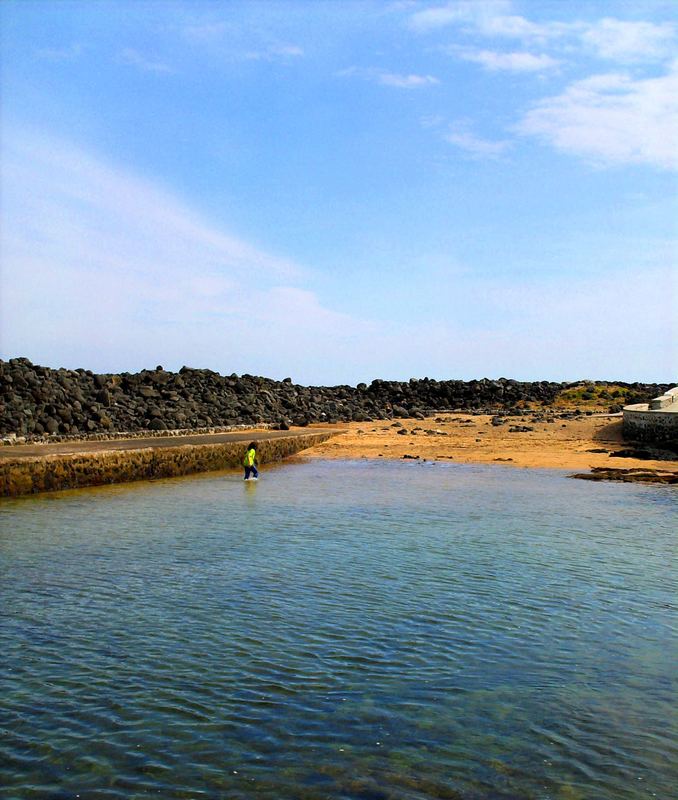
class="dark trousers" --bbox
[244,465,258,480]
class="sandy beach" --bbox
[303,414,678,478]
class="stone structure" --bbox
[0,430,336,497]
[623,387,678,447]
[2,357,670,439]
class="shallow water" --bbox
[1,459,676,800]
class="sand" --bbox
[302,414,678,477]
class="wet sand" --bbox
[302,415,678,477]
[2,417,675,487]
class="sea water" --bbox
[1,459,676,800]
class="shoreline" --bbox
[2,414,676,495]
[302,416,678,480]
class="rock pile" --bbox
[0,358,670,441]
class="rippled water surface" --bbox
[1,460,676,800]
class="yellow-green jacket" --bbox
[243,448,256,467]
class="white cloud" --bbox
[183,22,230,43]
[478,14,567,41]
[181,20,303,63]
[515,63,678,171]
[581,18,676,63]
[409,1,510,32]
[272,44,304,58]
[338,67,439,88]
[420,113,446,129]
[455,48,560,72]
[119,48,174,74]
[35,43,84,61]
[1,130,672,382]
[0,130,383,381]
[378,71,440,88]
[409,3,676,69]
[444,120,510,158]
[409,1,570,41]
[0,132,304,300]
[243,43,304,61]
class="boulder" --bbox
[0,358,671,441]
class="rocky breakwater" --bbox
[0,358,670,441]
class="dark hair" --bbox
[248,442,257,450]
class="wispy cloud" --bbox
[474,13,569,41]
[181,19,303,63]
[515,63,678,171]
[581,18,676,63]
[119,48,174,74]
[183,21,230,43]
[243,44,304,61]
[454,48,560,72]
[409,1,569,41]
[1,128,670,381]
[409,1,510,32]
[0,129,381,381]
[3,130,302,280]
[35,43,84,61]
[410,3,677,172]
[338,66,439,88]
[379,71,440,88]
[409,2,676,67]
[444,120,510,158]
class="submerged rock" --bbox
[570,467,678,484]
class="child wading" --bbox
[243,442,258,481]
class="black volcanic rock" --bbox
[0,357,671,441]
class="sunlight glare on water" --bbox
[1,459,676,800]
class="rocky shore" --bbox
[1,358,670,443]
[303,416,678,484]
[570,466,678,484]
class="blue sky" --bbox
[1,0,676,384]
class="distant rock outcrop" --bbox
[0,358,670,441]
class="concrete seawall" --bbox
[623,387,678,447]
[0,430,338,497]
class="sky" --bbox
[0,0,676,385]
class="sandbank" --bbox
[303,415,678,478]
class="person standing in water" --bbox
[243,442,258,481]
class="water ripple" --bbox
[1,460,676,799]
